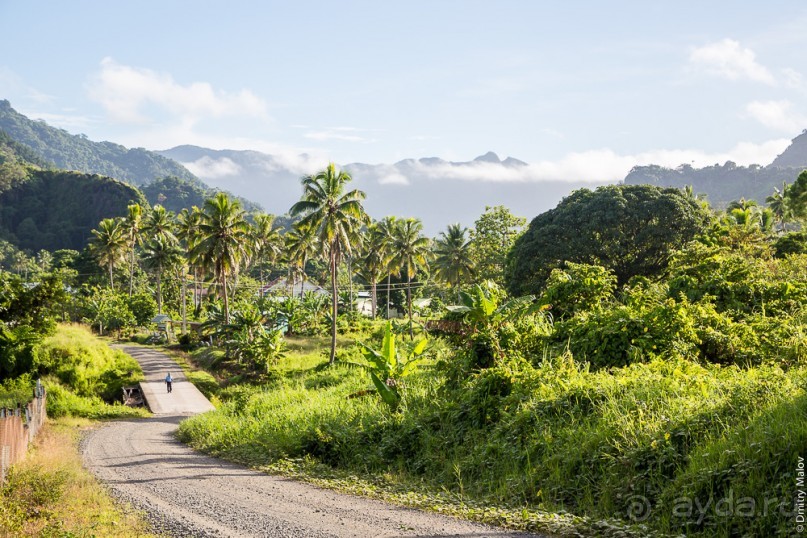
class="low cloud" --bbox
[378,172,410,185]
[393,139,790,184]
[745,100,807,133]
[183,156,242,179]
[88,58,268,124]
[689,39,776,85]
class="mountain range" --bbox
[2,98,807,239]
[158,146,606,234]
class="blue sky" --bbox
[2,1,807,181]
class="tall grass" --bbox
[179,338,806,536]
[37,324,149,418]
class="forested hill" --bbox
[624,132,807,206]
[0,170,145,252]
[0,100,197,185]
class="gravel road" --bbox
[82,347,540,537]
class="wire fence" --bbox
[0,381,46,484]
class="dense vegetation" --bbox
[0,169,146,252]
[1,151,806,536]
[506,184,711,294]
[0,100,196,185]
[142,175,262,214]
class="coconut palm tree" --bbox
[142,235,183,314]
[250,213,283,287]
[433,223,475,301]
[192,193,252,324]
[389,218,430,339]
[290,163,368,364]
[122,203,143,296]
[143,204,177,243]
[766,182,791,232]
[90,218,128,290]
[377,216,400,319]
[357,222,390,318]
[176,207,201,311]
[285,220,319,299]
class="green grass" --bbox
[36,324,151,419]
[178,332,807,537]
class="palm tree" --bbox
[142,235,183,314]
[766,182,791,232]
[90,218,128,290]
[143,204,177,243]
[192,193,252,324]
[377,216,400,319]
[285,220,319,299]
[389,218,430,339]
[177,206,204,311]
[250,213,283,287]
[290,163,368,364]
[122,203,143,296]
[357,222,390,318]
[727,198,759,212]
[433,223,475,301]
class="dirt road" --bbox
[82,347,539,537]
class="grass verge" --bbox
[0,417,158,537]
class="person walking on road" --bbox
[165,372,173,393]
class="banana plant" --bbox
[340,320,428,411]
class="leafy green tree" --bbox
[89,218,128,290]
[540,262,617,318]
[389,218,430,338]
[506,185,712,295]
[786,169,807,220]
[290,163,368,364]
[470,206,526,287]
[433,223,474,301]
[192,193,252,324]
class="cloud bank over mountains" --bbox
[159,137,789,234]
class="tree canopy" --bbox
[506,184,711,295]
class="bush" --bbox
[36,324,144,402]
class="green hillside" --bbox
[624,133,807,206]
[0,100,197,185]
[0,169,146,251]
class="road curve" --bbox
[82,346,540,537]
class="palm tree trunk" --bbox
[156,265,162,314]
[129,246,136,296]
[386,274,391,319]
[221,267,230,324]
[109,262,115,291]
[407,269,413,340]
[300,256,307,299]
[329,251,338,364]
[181,268,187,334]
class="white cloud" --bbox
[378,173,410,185]
[182,156,242,179]
[88,57,268,124]
[403,139,790,184]
[689,39,776,84]
[745,100,807,133]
